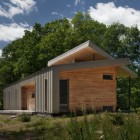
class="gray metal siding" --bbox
[3,68,54,113]
[52,68,60,113]
[35,72,48,113]
[4,84,20,110]
[47,70,53,113]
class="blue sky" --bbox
[0,0,140,56]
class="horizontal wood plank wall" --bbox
[60,67,117,111]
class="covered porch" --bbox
[21,83,36,111]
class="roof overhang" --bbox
[48,40,137,78]
[48,40,113,67]
[117,66,137,78]
[53,58,137,77]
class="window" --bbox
[15,89,18,109]
[8,92,10,109]
[45,79,47,111]
[32,93,35,98]
[60,80,69,112]
[103,74,113,80]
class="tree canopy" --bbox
[0,12,140,110]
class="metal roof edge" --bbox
[47,40,91,67]
[121,66,138,78]
[88,41,113,59]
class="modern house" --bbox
[3,41,137,114]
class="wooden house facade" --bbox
[3,41,137,114]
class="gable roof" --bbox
[48,40,137,78]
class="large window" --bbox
[60,80,69,112]
[60,80,69,104]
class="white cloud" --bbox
[67,4,71,8]
[0,49,2,57]
[74,0,81,6]
[51,12,58,15]
[0,0,36,19]
[0,23,32,42]
[88,2,140,30]
[67,18,72,22]
[71,11,77,14]
[51,12,64,18]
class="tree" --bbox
[0,12,140,110]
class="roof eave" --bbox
[121,66,138,78]
[88,41,113,59]
[48,40,91,67]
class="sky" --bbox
[0,0,140,56]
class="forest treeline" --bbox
[0,12,140,110]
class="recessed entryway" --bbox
[21,83,35,111]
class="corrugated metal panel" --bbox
[47,70,52,113]
[3,68,53,113]
[35,75,39,112]
[52,68,60,113]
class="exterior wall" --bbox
[3,68,55,113]
[3,65,117,113]
[52,58,130,113]
[60,67,117,111]
[3,84,21,110]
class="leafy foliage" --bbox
[0,12,140,109]
[19,113,31,122]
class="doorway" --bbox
[21,83,35,111]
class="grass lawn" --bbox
[0,112,140,140]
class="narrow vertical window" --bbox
[32,93,35,98]
[45,79,47,111]
[15,89,17,109]
[60,80,69,112]
[9,91,10,109]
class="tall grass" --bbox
[67,112,140,140]
[0,112,139,139]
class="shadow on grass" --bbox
[0,112,140,140]
[0,124,68,140]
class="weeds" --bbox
[0,112,140,139]
[67,112,140,140]
[19,113,31,122]
[111,113,124,125]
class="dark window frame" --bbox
[60,79,69,112]
[45,79,47,111]
[32,93,35,98]
[60,79,69,104]
[103,74,113,80]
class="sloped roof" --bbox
[48,40,112,66]
[48,40,137,78]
